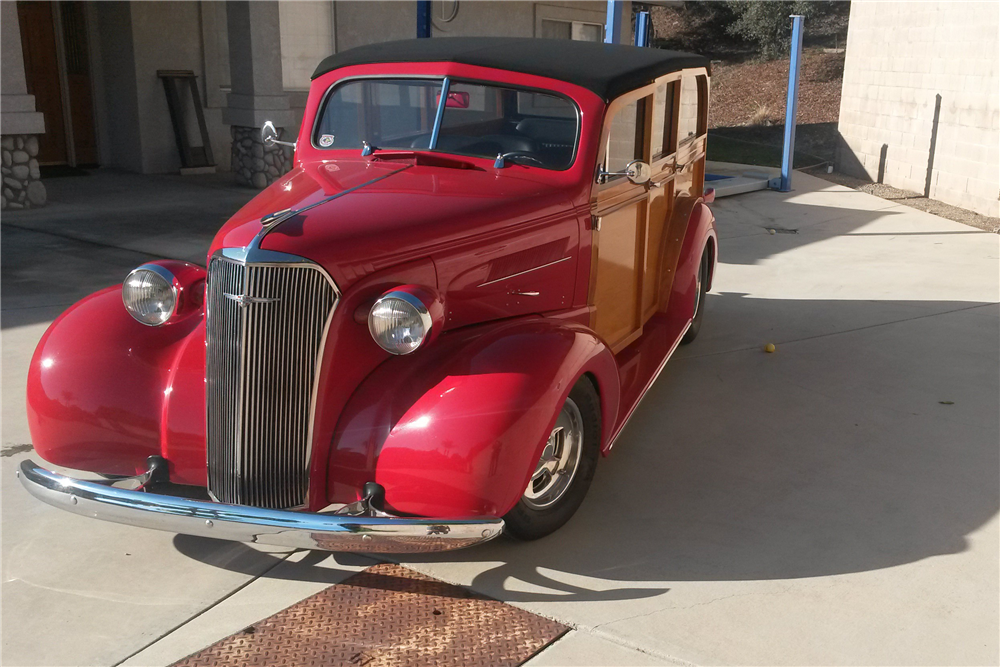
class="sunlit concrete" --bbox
[2,170,997,666]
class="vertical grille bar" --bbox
[206,255,338,509]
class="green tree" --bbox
[726,1,815,60]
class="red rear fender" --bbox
[665,200,718,321]
[328,317,620,517]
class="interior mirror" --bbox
[437,91,470,109]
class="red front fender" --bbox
[329,317,620,517]
[27,276,208,484]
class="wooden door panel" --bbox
[593,203,644,350]
[642,181,672,319]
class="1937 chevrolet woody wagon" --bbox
[19,38,717,553]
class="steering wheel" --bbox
[497,151,546,167]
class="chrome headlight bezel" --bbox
[368,290,433,355]
[122,264,179,326]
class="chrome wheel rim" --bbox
[522,397,584,510]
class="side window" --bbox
[677,75,707,147]
[604,98,645,177]
[651,81,677,159]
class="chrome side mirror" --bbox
[261,120,296,149]
[597,159,651,185]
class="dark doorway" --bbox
[16,1,98,167]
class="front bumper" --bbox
[17,460,504,553]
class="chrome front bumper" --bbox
[17,460,504,553]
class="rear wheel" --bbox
[681,246,710,344]
[504,377,601,540]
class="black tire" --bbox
[504,376,601,541]
[681,246,710,344]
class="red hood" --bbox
[210,156,577,290]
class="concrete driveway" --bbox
[2,169,997,667]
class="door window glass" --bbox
[604,99,644,176]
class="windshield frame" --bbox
[310,75,582,171]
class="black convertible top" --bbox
[312,38,709,101]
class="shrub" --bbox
[726,1,845,60]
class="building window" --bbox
[541,19,603,42]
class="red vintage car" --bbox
[19,38,716,553]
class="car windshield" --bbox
[313,78,579,170]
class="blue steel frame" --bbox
[635,11,650,47]
[417,0,431,38]
[429,77,451,149]
[605,0,623,44]
[777,15,805,192]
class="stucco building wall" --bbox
[837,1,999,217]
[5,0,630,186]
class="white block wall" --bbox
[837,2,999,217]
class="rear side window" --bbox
[677,75,707,147]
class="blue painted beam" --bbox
[775,15,804,192]
[635,10,650,47]
[417,0,431,38]
[605,0,623,44]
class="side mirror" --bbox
[597,159,651,185]
[260,120,296,149]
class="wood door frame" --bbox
[588,67,710,354]
[50,1,77,166]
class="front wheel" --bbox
[503,377,601,541]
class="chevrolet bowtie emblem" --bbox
[223,293,280,307]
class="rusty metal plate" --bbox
[170,563,569,667]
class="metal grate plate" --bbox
[170,563,568,667]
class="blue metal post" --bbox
[776,15,804,192]
[605,0,623,44]
[635,11,650,47]
[417,0,431,38]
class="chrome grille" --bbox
[206,253,338,509]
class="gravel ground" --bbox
[710,51,845,129]
[806,166,1000,234]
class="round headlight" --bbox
[122,264,178,326]
[368,291,433,355]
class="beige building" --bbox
[2,1,628,208]
[837,1,999,217]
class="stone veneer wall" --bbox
[1,135,46,209]
[837,1,999,217]
[231,125,293,189]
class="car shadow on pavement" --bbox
[174,293,999,604]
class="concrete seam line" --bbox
[586,627,699,666]
[108,550,295,667]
